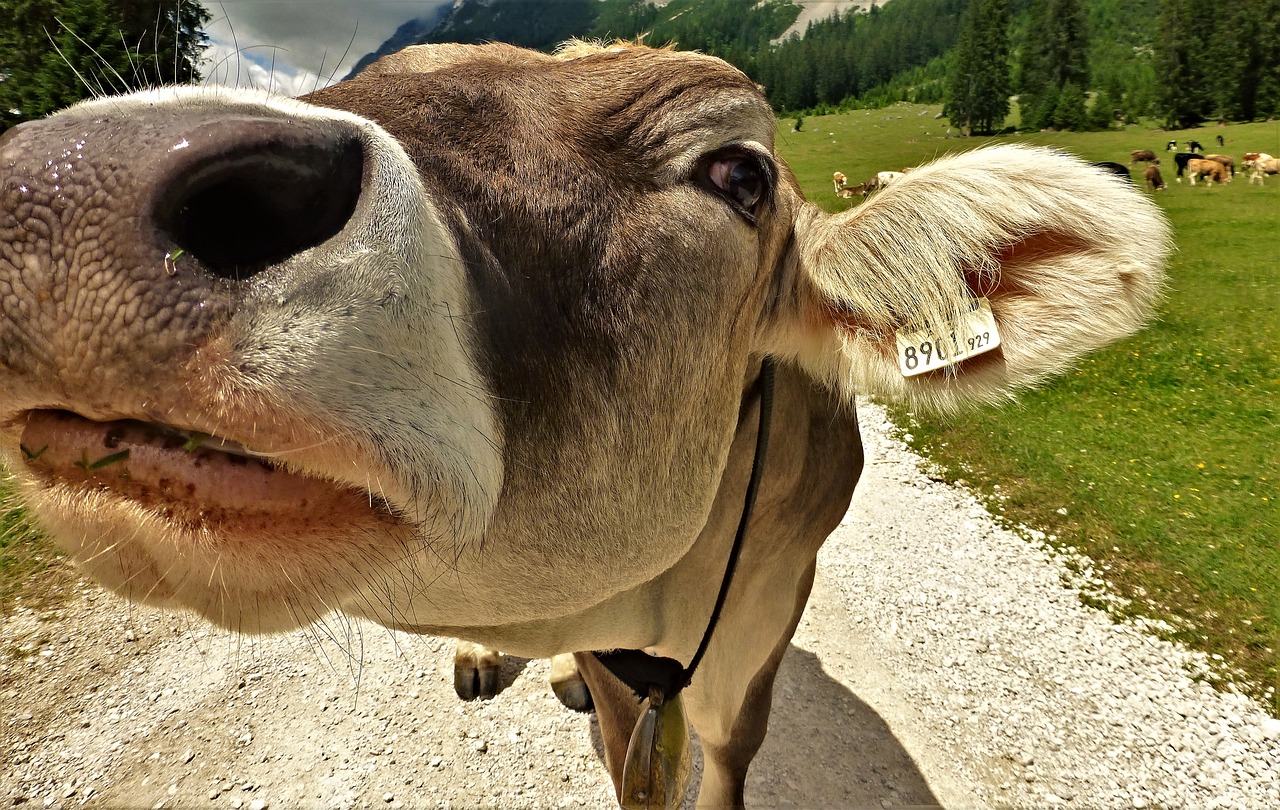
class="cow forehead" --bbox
[309,43,778,178]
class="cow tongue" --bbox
[19,410,341,513]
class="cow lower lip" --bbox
[18,409,379,516]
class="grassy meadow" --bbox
[781,106,1280,710]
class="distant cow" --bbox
[1242,152,1271,171]
[836,182,870,199]
[0,41,1172,807]
[833,171,848,193]
[1173,152,1202,182]
[1249,157,1280,185]
[1188,158,1229,186]
[1144,163,1167,191]
[1131,149,1157,164]
[1165,140,1178,151]
[1187,140,1205,153]
[1204,154,1235,176]
[1093,161,1133,182]
[876,169,906,187]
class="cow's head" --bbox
[0,43,1169,636]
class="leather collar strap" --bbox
[592,357,777,701]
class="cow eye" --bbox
[705,153,769,217]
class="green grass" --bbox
[781,106,1280,711]
[0,493,61,612]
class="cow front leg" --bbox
[683,559,819,808]
[572,651,649,801]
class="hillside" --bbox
[339,0,1275,127]
[343,5,453,80]
[348,0,872,66]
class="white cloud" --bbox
[200,1,450,93]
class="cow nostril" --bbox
[156,135,365,281]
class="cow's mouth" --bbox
[17,409,395,521]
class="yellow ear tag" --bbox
[619,688,693,810]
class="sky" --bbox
[202,1,451,95]
[198,1,871,96]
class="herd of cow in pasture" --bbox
[1127,139,1277,190]
[834,137,1278,203]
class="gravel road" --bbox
[3,400,1279,809]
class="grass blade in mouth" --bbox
[74,449,131,471]
[182,432,211,453]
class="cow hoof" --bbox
[552,677,594,712]
[453,642,502,701]
[550,653,593,712]
[454,659,501,700]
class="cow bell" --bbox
[619,687,693,810]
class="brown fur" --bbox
[1204,153,1235,176]
[1144,164,1167,190]
[0,42,1171,805]
[1189,158,1230,186]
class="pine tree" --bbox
[0,0,210,131]
[115,0,210,86]
[1052,81,1087,130]
[1015,0,1089,130]
[1085,87,1117,130]
[1152,0,1211,128]
[945,0,1011,135]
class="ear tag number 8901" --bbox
[896,297,1002,377]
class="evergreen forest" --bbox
[429,0,1280,131]
[0,0,209,130]
[2,0,1279,134]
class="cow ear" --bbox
[773,144,1171,413]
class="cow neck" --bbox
[592,357,776,702]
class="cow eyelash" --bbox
[698,148,774,224]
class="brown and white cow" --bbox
[1242,152,1271,171]
[0,43,1169,807]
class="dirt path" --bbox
[3,402,1277,809]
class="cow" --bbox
[1173,151,1203,182]
[1144,163,1167,191]
[875,169,907,188]
[1165,140,1178,151]
[833,170,848,193]
[1188,158,1230,186]
[1242,152,1272,171]
[1249,157,1280,185]
[1203,153,1235,176]
[0,42,1170,808]
[1187,140,1205,153]
[835,182,870,199]
[1093,161,1133,182]
[1131,149,1157,164]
